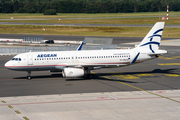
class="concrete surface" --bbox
[0,90,180,120]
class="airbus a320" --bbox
[5,22,167,80]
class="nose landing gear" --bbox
[27,71,31,80]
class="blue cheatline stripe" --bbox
[131,52,140,64]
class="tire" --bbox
[27,76,31,80]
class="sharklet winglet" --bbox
[76,40,85,51]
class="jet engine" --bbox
[62,68,84,77]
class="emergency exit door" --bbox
[27,54,33,65]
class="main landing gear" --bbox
[27,71,31,80]
[86,74,94,79]
[84,69,94,79]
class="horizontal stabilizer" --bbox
[148,50,167,56]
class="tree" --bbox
[13,0,19,12]
[2,3,13,13]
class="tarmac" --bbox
[0,36,180,120]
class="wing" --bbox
[57,62,130,70]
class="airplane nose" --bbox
[4,61,11,69]
[4,62,8,68]
[5,61,18,71]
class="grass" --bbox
[2,17,180,25]
[1,12,180,25]
[0,11,180,19]
[0,25,179,38]
[0,12,179,38]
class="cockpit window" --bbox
[11,58,22,61]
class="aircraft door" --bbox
[27,54,33,65]
[71,56,78,64]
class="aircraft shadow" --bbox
[14,74,62,80]
[89,68,178,83]
[13,68,178,82]
[96,68,178,76]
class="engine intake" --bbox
[62,68,84,77]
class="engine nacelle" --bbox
[62,68,84,77]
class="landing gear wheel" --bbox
[84,74,93,79]
[27,71,31,80]
[27,76,31,80]
[88,74,93,79]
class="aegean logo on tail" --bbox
[140,29,163,53]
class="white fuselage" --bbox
[4,49,153,71]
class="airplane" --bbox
[5,22,167,80]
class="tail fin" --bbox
[136,22,165,53]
